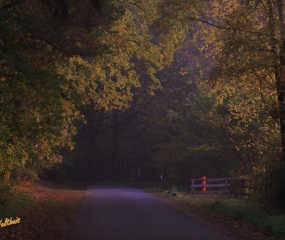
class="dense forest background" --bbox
[1,0,285,209]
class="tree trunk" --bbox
[276,67,285,163]
[111,110,119,179]
[276,0,285,164]
[267,0,285,163]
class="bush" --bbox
[12,167,38,183]
[207,200,225,211]
[266,215,285,236]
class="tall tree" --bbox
[156,0,285,203]
[1,0,191,182]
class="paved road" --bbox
[69,185,231,240]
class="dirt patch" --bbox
[0,181,86,240]
[149,193,284,240]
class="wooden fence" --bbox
[189,178,255,197]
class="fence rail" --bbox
[189,178,254,197]
[190,178,230,194]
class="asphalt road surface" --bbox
[69,185,231,240]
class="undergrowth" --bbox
[0,184,32,219]
[206,199,285,237]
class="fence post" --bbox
[187,181,190,193]
[225,178,229,196]
[202,176,206,192]
[191,179,194,194]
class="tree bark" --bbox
[276,0,285,164]
[111,110,120,179]
[267,0,285,163]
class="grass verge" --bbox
[145,187,285,239]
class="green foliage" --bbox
[0,17,81,180]
[101,0,128,20]
[1,41,57,178]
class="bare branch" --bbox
[187,16,272,38]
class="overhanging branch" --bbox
[0,0,24,11]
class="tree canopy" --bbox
[0,0,191,182]
[2,0,285,209]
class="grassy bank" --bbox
[0,183,32,219]
[145,187,285,239]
